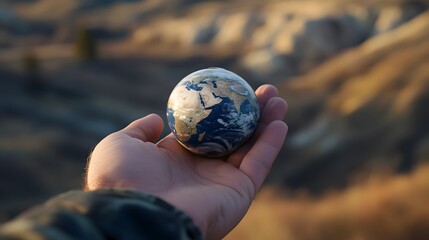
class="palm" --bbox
[157,139,258,239]
[86,85,288,240]
[98,131,255,238]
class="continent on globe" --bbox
[166,67,260,157]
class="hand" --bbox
[85,84,288,240]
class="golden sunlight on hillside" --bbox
[227,164,429,240]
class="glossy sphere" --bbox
[166,68,260,157]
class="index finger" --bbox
[255,84,279,110]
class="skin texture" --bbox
[85,84,288,240]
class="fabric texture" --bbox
[0,189,202,240]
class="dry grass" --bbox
[226,164,429,240]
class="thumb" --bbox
[120,113,164,142]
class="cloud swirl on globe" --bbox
[166,67,260,157]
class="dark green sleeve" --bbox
[0,189,202,240]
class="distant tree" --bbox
[74,26,98,61]
[22,51,39,73]
[22,50,45,93]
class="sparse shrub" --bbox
[22,51,44,93]
[74,26,97,61]
[22,51,39,74]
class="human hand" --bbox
[85,84,288,240]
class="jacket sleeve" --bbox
[0,189,203,240]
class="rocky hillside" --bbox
[1,0,429,220]
[2,1,427,76]
[275,11,429,192]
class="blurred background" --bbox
[1,0,429,239]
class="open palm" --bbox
[86,84,288,240]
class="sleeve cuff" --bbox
[1,189,203,240]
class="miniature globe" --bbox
[166,67,260,157]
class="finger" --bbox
[255,84,278,110]
[120,113,164,142]
[226,85,280,167]
[227,97,288,167]
[239,120,288,194]
[257,97,288,133]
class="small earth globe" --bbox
[166,67,260,157]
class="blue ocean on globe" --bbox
[166,68,260,157]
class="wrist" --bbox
[155,192,226,240]
[167,200,210,239]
